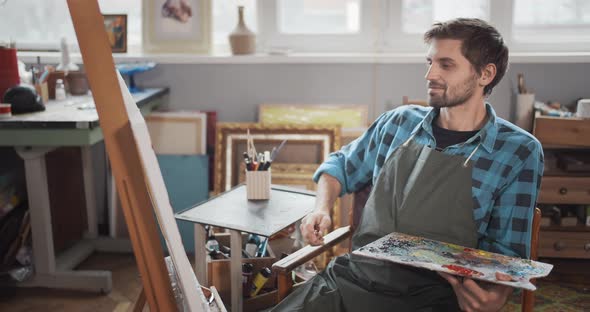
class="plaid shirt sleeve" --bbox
[313,111,395,197]
[479,140,544,259]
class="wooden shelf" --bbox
[533,114,590,147]
[534,113,590,260]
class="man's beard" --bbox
[427,74,478,108]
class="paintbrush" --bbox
[270,139,287,162]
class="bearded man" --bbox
[273,18,544,312]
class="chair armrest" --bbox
[272,226,352,273]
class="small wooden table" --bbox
[175,184,315,312]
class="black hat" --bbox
[3,85,45,115]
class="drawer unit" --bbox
[539,231,590,259]
[533,113,590,260]
[533,115,590,147]
[538,176,590,204]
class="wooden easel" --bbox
[67,1,221,310]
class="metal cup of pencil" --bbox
[246,169,271,200]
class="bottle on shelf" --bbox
[55,79,66,100]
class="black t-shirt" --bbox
[432,121,479,150]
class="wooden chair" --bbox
[521,207,542,312]
[273,185,542,312]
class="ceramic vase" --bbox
[229,6,256,55]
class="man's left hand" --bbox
[438,272,513,312]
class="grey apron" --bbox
[272,135,480,312]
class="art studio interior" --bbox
[0,1,589,311]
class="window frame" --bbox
[258,0,590,54]
[7,0,590,54]
[256,1,381,53]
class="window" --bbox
[512,0,590,49]
[0,0,141,52]
[277,0,360,34]
[2,0,589,55]
[261,0,590,54]
[258,0,376,53]
[401,0,489,34]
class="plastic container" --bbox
[249,267,271,297]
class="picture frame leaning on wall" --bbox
[215,123,342,232]
[258,104,369,146]
[215,123,340,194]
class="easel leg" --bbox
[130,287,147,312]
[230,230,243,312]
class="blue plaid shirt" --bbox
[313,103,544,259]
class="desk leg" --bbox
[230,230,243,312]
[16,147,57,275]
[14,147,112,293]
[106,151,132,240]
[81,146,98,238]
[194,224,208,286]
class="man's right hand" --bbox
[300,211,332,246]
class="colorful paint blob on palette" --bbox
[442,264,484,277]
[353,232,553,291]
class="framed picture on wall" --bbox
[103,14,127,53]
[143,0,211,53]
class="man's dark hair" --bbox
[424,18,509,96]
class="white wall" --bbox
[13,61,588,228]
[136,63,590,123]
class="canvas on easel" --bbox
[67,0,220,310]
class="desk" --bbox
[0,88,168,292]
[176,184,315,312]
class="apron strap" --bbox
[402,133,417,147]
[463,143,481,167]
[403,130,481,167]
